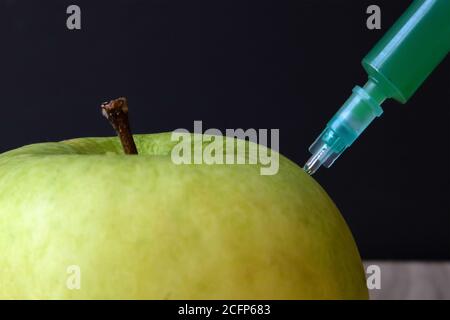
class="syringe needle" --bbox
[304,144,328,175]
[304,81,385,176]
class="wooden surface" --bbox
[363,261,450,300]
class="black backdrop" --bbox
[0,0,448,260]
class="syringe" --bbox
[304,0,450,175]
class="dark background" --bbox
[0,0,448,260]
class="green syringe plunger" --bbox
[305,0,450,175]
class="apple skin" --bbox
[0,133,368,299]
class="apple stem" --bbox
[101,97,138,155]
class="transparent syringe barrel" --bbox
[310,79,385,168]
[306,0,450,173]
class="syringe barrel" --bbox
[362,0,450,103]
[304,0,450,174]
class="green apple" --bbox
[0,132,368,299]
